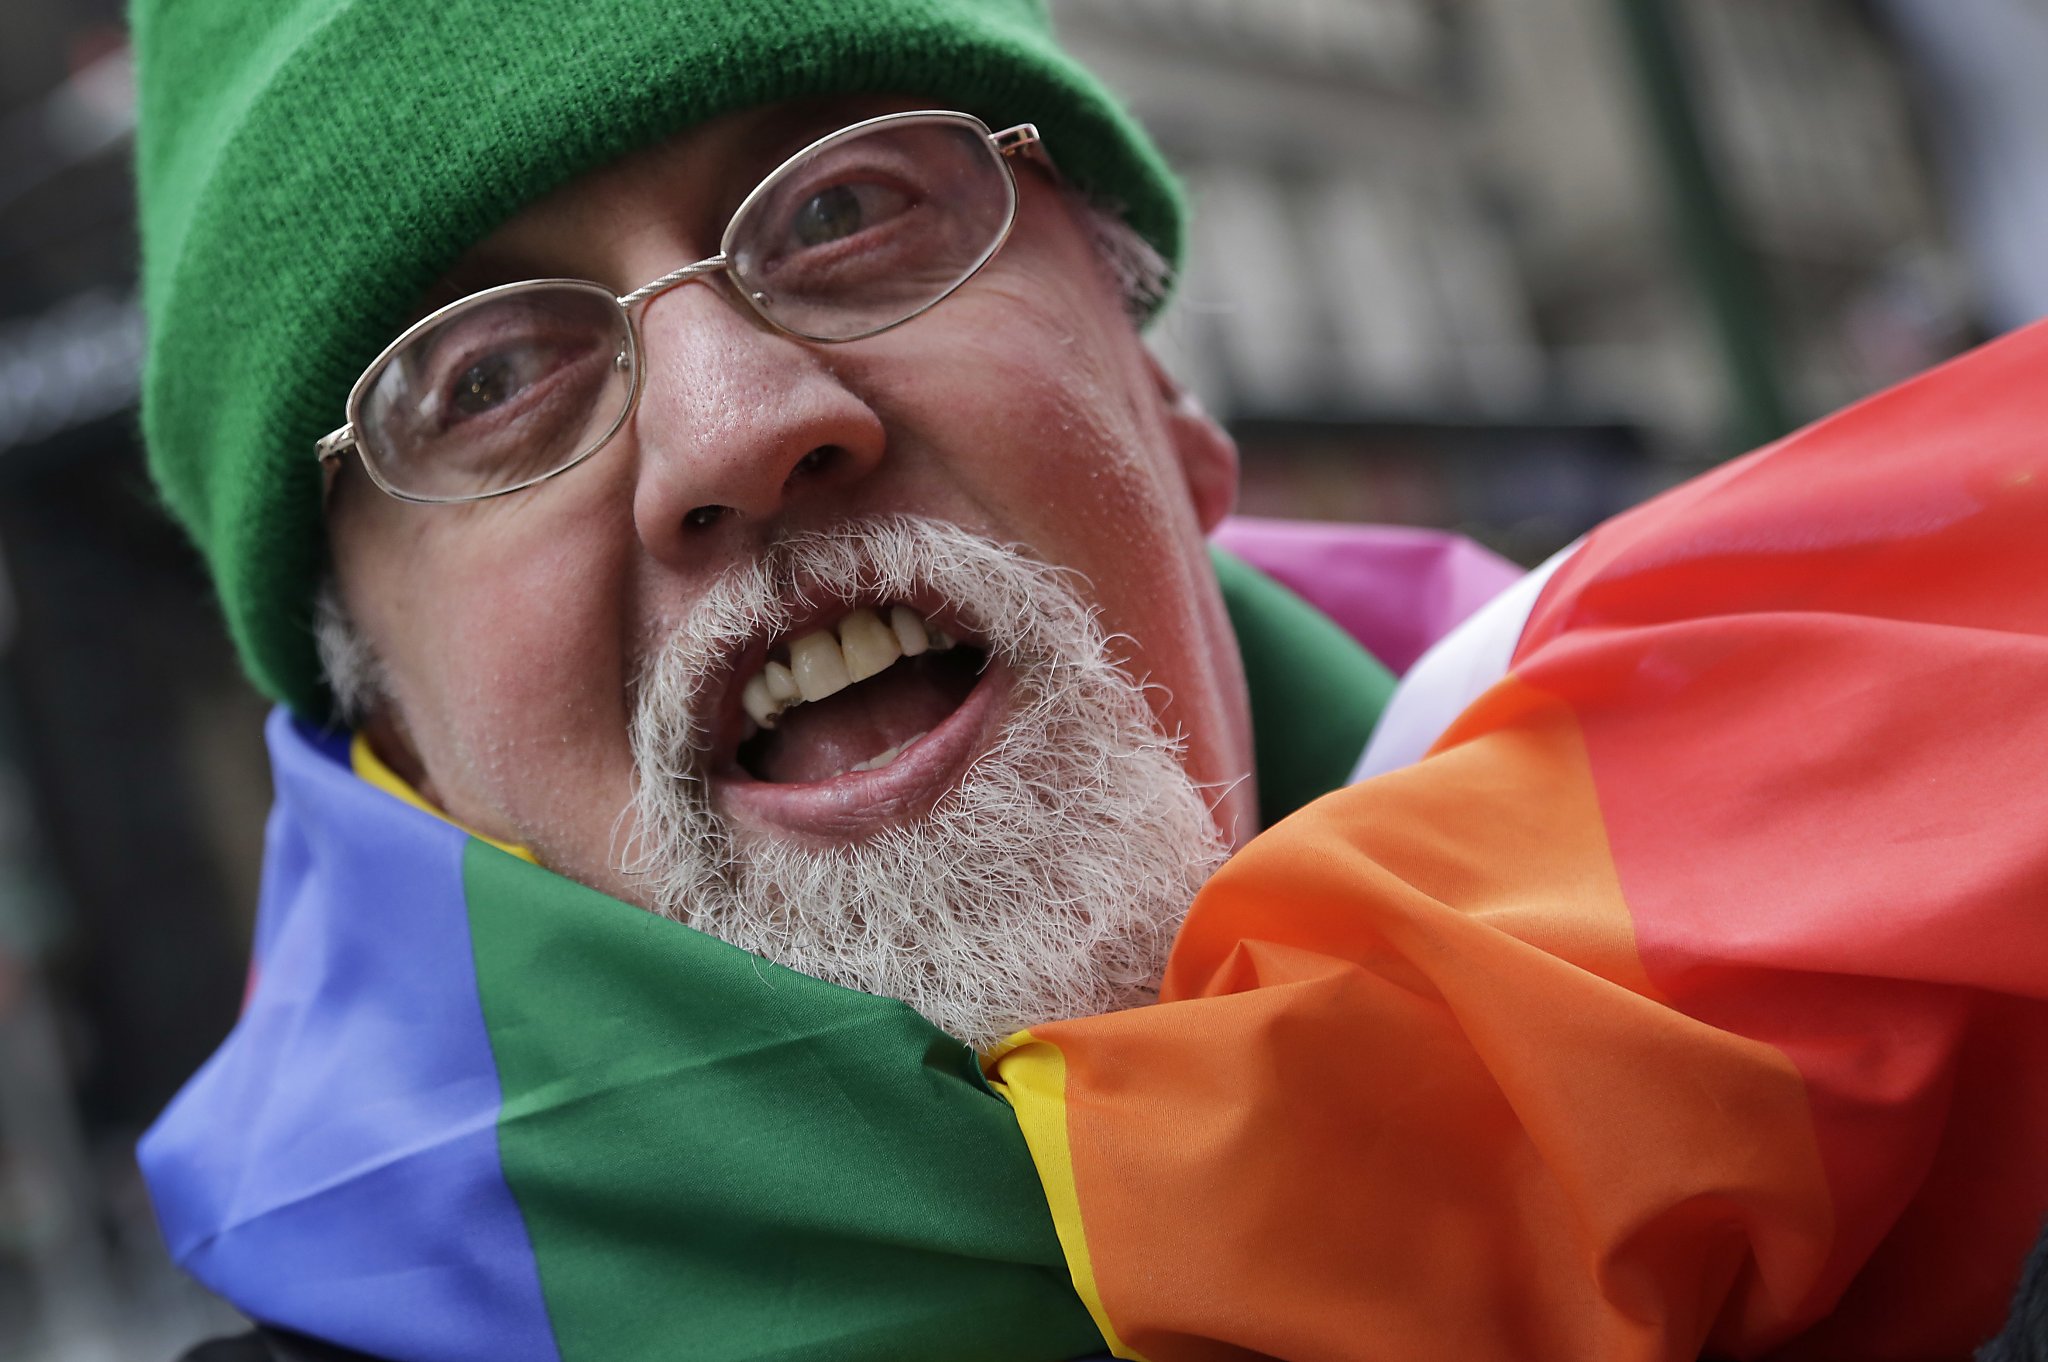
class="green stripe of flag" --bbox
[463,841,1104,1361]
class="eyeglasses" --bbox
[314,110,1046,504]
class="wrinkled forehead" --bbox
[423,95,948,312]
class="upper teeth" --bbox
[741,604,959,730]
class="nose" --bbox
[625,278,887,564]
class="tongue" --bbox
[749,653,974,784]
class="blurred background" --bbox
[1,0,2044,1355]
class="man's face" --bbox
[326,96,1255,1043]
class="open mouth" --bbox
[706,599,1006,835]
[733,601,986,781]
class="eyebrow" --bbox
[408,255,541,323]
[405,96,927,322]
[736,95,915,162]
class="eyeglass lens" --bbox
[727,116,1016,342]
[358,283,632,501]
[351,114,1018,502]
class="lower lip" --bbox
[709,661,1015,840]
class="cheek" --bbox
[355,500,638,815]
[870,287,1224,739]
[882,288,1187,537]
[444,560,618,723]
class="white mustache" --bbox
[634,516,1099,757]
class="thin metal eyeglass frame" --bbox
[314,110,1048,505]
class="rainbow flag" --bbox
[988,322,2048,1359]
[139,523,1505,1361]
[146,317,2048,1359]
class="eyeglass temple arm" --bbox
[994,123,1050,169]
[316,425,356,465]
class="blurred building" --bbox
[0,10,256,1359]
[1876,0,2048,332]
[1051,0,1971,560]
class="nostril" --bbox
[787,446,839,485]
[683,504,729,529]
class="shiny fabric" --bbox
[989,321,2048,1360]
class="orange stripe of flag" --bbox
[995,679,1834,1361]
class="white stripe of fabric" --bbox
[1348,541,1581,784]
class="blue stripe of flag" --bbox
[140,709,560,1362]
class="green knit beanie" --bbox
[132,0,1184,716]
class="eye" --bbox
[434,338,584,426]
[451,352,529,415]
[785,180,914,251]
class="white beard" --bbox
[624,517,1230,1051]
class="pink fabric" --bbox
[1213,517,1523,675]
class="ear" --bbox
[1148,351,1238,533]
